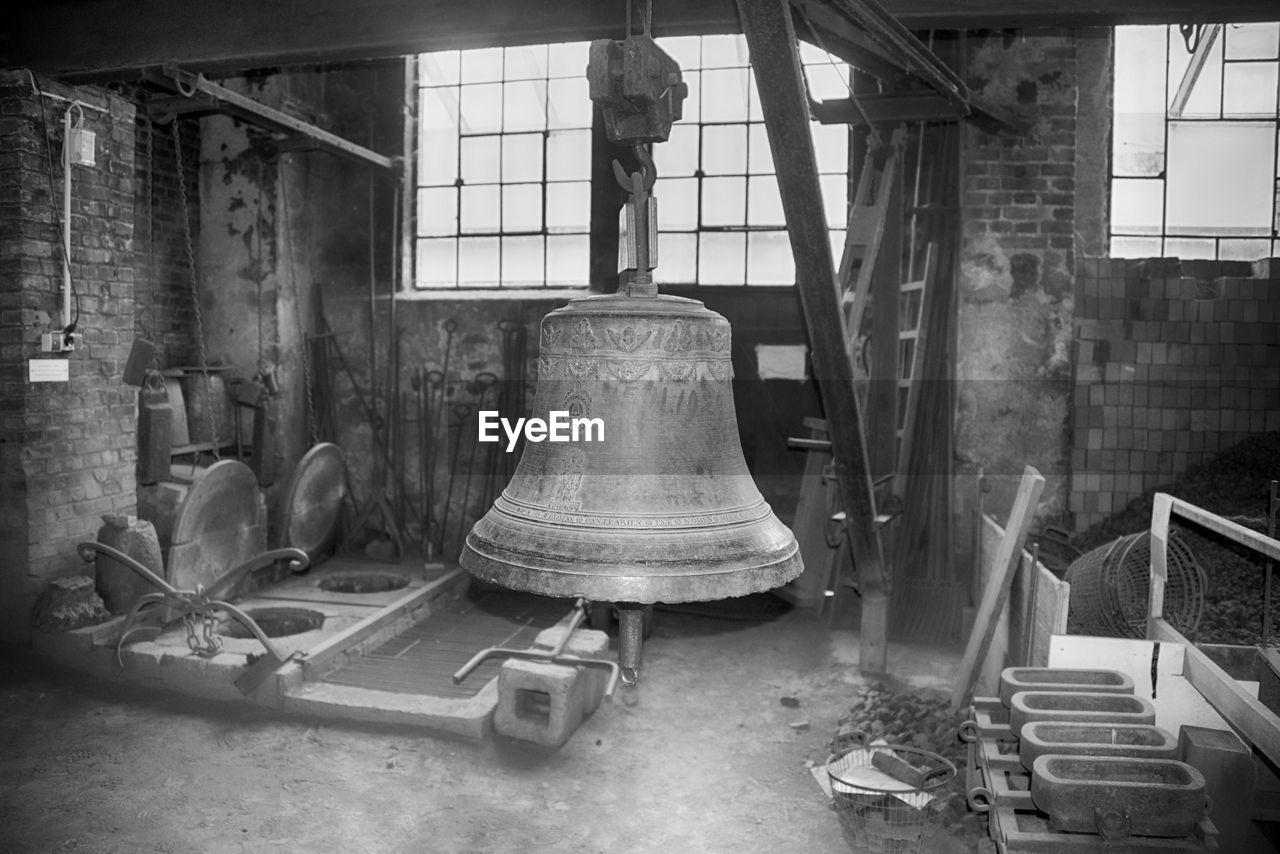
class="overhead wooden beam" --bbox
[737,0,892,674]
[6,0,1280,80]
[812,91,1031,133]
[141,66,397,171]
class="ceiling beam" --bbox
[5,0,1279,80]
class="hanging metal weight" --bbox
[137,370,172,486]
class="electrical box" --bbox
[68,127,96,167]
[40,330,81,353]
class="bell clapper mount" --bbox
[451,598,623,698]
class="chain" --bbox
[144,120,157,356]
[183,612,222,657]
[277,159,316,445]
[171,119,220,459]
[255,159,267,378]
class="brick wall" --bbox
[0,71,139,641]
[134,116,201,368]
[1070,257,1280,531]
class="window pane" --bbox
[1111,178,1164,234]
[1112,112,1165,176]
[702,177,746,226]
[1167,27,1222,118]
[419,130,458,186]
[417,187,458,237]
[1223,62,1279,117]
[701,68,750,122]
[747,175,785,226]
[655,232,697,284]
[1224,22,1280,60]
[1218,237,1273,260]
[1166,120,1274,235]
[701,34,748,68]
[748,124,775,174]
[458,236,500,284]
[460,48,503,83]
[654,124,699,177]
[416,237,457,287]
[804,61,849,101]
[503,80,547,132]
[547,42,590,78]
[660,36,701,70]
[547,235,589,286]
[546,130,591,181]
[682,70,702,125]
[420,51,460,86]
[702,125,748,175]
[821,174,847,226]
[420,86,459,131]
[698,232,746,285]
[813,123,848,174]
[747,231,794,285]
[1110,235,1163,258]
[460,184,500,233]
[460,135,501,183]
[501,235,544,284]
[1114,27,1166,113]
[546,182,589,232]
[459,83,503,133]
[504,44,548,81]
[547,78,591,129]
[502,133,543,183]
[502,184,542,232]
[1163,237,1216,258]
[655,178,699,229]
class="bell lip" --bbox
[459,536,803,605]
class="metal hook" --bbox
[611,144,656,194]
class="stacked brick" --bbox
[1070,257,1280,532]
[0,71,139,641]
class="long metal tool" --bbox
[452,598,621,699]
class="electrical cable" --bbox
[28,71,82,338]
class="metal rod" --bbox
[1264,480,1278,648]
[616,603,647,685]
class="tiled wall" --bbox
[1070,257,1280,531]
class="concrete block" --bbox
[1178,725,1257,854]
[495,627,612,749]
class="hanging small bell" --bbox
[460,292,802,605]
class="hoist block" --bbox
[587,35,687,144]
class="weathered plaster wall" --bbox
[956,29,1110,526]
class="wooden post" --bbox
[736,0,889,673]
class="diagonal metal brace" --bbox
[451,598,622,700]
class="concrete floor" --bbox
[0,597,978,854]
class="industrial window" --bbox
[411,36,848,290]
[1110,23,1280,261]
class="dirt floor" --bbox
[0,599,983,854]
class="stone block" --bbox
[93,513,163,613]
[1178,725,1257,854]
[495,627,611,748]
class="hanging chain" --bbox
[144,119,157,355]
[171,119,221,459]
[277,159,317,446]
[255,159,268,378]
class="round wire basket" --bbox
[825,729,956,854]
[1065,529,1207,639]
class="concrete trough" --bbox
[1031,755,1208,838]
[1008,690,1155,737]
[998,666,1133,707]
[1019,721,1179,771]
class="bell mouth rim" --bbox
[489,493,775,531]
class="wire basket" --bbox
[826,729,956,854]
[1065,529,1207,639]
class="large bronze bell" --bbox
[461,292,802,611]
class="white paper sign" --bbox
[755,344,808,380]
[29,359,70,382]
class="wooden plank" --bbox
[737,0,889,674]
[1152,619,1280,773]
[867,146,902,481]
[776,420,836,608]
[951,466,1044,709]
